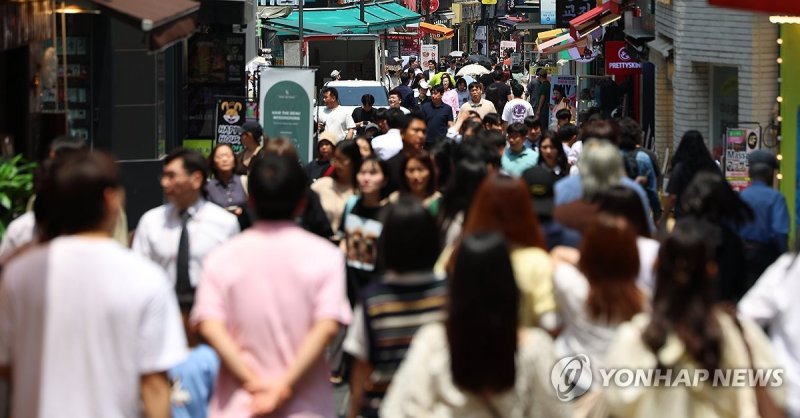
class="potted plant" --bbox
[0,155,36,237]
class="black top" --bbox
[306,159,332,182]
[421,101,454,146]
[352,107,375,125]
[485,81,510,114]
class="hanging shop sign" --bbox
[605,41,642,76]
[541,0,557,25]
[708,0,800,15]
[724,128,760,191]
[555,0,595,28]
[214,97,247,153]
[452,2,481,23]
[260,67,315,164]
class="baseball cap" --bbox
[419,80,430,89]
[331,69,340,78]
[522,166,557,218]
[241,121,263,139]
[364,122,380,132]
[748,150,778,170]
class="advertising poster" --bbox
[500,40,517,54]
[725,128,760,191]
[541,0,556,24]
[188,33,246,84]
[420,44,439,64]
[214,97,246,153]
[550,75,578,107]
[260,67,315,164]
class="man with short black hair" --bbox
[316,87,356,142]
[739,151,789,285]
[534,70,551,130]
[387,88,411,115]
[386,114,427,192]
[422,59,437,81]
[1,151,187,418]
[459,82,496,119]
[421,85,454,148]
[502,82,534,126]
[396,73,415,109]
[501,122,539,176]
[192,154,351,418]
[372,108,406,160]
[134,148,239,310]
[484,70,511,113]
[352,94,376,134]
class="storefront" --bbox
[451,1,481,53]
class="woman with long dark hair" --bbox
[604,219,783,417]
[311,139,362,234]
[389,150,442,215]
[659,130,720,226]
[344,196,446,418]
[534,130,569,178]
[381,232,569,418]
[206,143,250,228]
[445,174,557,331]
[680,171,754,302]
[437,140,492,247]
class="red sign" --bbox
[708,0,800,15]
[605,41,641,76]
[421,0,440,14]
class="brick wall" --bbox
[655,0,778,150]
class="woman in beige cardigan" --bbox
[603,219,785,417]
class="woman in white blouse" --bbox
[381,232,570,418]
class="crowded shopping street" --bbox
[1,0,800,417]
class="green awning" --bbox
[263,1,421,35]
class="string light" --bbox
[777,154,783,161]
[777,57,783,64]
[777,96,784,103]
[777,116,783,122]
[777,173,784,180]
[777,38,783,45]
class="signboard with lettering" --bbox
[555,0,594,28]
[421,44,439,64]
[605,41,642,76]
[261,68,316,164]
[258,0,306,5]
[725,128,760,191]
[541,0,556,25]
[215,97,247,153]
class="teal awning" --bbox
[263,1,421,35]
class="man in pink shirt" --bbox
[191,154,351,417]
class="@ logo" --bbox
[618,47,631,61]
[550,354,592,402]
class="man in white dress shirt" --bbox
[133,148,239,310]
[371,108,406,160]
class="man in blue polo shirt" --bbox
[501,122,539,176]
[421,85,453,149]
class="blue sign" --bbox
[541,0,556,25]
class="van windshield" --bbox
[323,86,389,106]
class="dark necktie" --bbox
[176,210,193,310]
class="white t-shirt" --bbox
[0,211,35,259]
[636,237,660,296]
[371,129,403,160]
[501,98,534,125]
[0,236,188,418]
[316,105,356,141]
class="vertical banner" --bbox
[260,67,316,164]
[725,128,759,191]
[541,0,556,24]
[420,44,439,64]
[214,97,246,153]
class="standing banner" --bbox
[214,97,246,153]
[550,75,578,107]
[420,44,439,64]
[260,67,316,164]
[725,128,760,191]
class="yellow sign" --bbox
[530,65,559,75]
[481,0,497,4]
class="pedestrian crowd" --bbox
[0,75,796,418]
